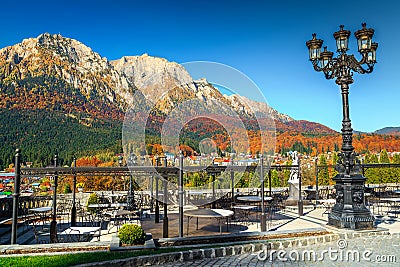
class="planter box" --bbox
[110,233,155,251]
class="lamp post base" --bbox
[260,213,267,232]
[328,210,375,230]
[327,173,375,230]
[50,220,58,243]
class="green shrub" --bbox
[40,185,48,192]
[86,193,99,213]
[64,183,72,193]
[118,224,146,245]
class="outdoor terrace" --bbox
[1,164,400,264]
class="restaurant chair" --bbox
[56,200,72,230]
[370,197,384,217]
[31,219,50,244]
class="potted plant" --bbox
[76,182,85,192]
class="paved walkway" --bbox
[155,206,400,266]
[4,203,400,267]
[160,234,400,266]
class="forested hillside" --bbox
[0,108,121,169]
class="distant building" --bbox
[237,159,258,166]
[164,152,175,161]
[0,172,14,181]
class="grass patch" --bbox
[0,245,221,267]
[1,250,148,267]
[0,233,326,266]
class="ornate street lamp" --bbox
[306,23,378,230]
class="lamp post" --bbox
[11,149,21,244]
[298,157,303,216]
[50,153,58,243]
[230,159,235,204]
[161,156,169,238]
[154,155,160,223]
[260,155,267,231]
[315,157,319,203]
[306,23,377,229]
[178,152,184,237]
[211,158,216,209]
[71,157,77,226]
[127,155,137,211]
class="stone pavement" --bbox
[159,234,400,266]
[152,206,400,266]
[4,203,400,267]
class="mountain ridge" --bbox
[374,127,400,136]
[0,33,137,119]
[8,33,400,169]
[0,33,329,131]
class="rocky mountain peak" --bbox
[225,94,294,122]
[113,53,294,122]
[1,33,302,125]
[111,54,192,102]
[0,33,137,112]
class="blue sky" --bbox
[1,0,399,132]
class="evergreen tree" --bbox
[364,153,380,184]
[271,170,281,187]
[379,149,390,163]
[379,149,391,183]
[393,154,400,164]
[318,154,329,185]
[392,154,400,183]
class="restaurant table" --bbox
[236,196,273,211]
[29,207,52,226]
[88,203,128,209]
[232,205,257,225]
[392,190,400,196]
[29,207,52,213]
[270,189,286,194]
[104,209,138,232]
[380,198,400,217]
[110,203,128,208]
[58,226,101,242]
[364,192,372,205]
[236,196,273,202]
[365,184,386,196]
[380,198,400,202]
[87,203,112,217]
[187,191,206,202]
[380,197,400,201]
[317,199,336,215]
[188,191,205,196]
[88,203,110,208]
[304,188,317,200]
[183,208,234,235]
[107,193,125,203]
[365,184,382,189]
